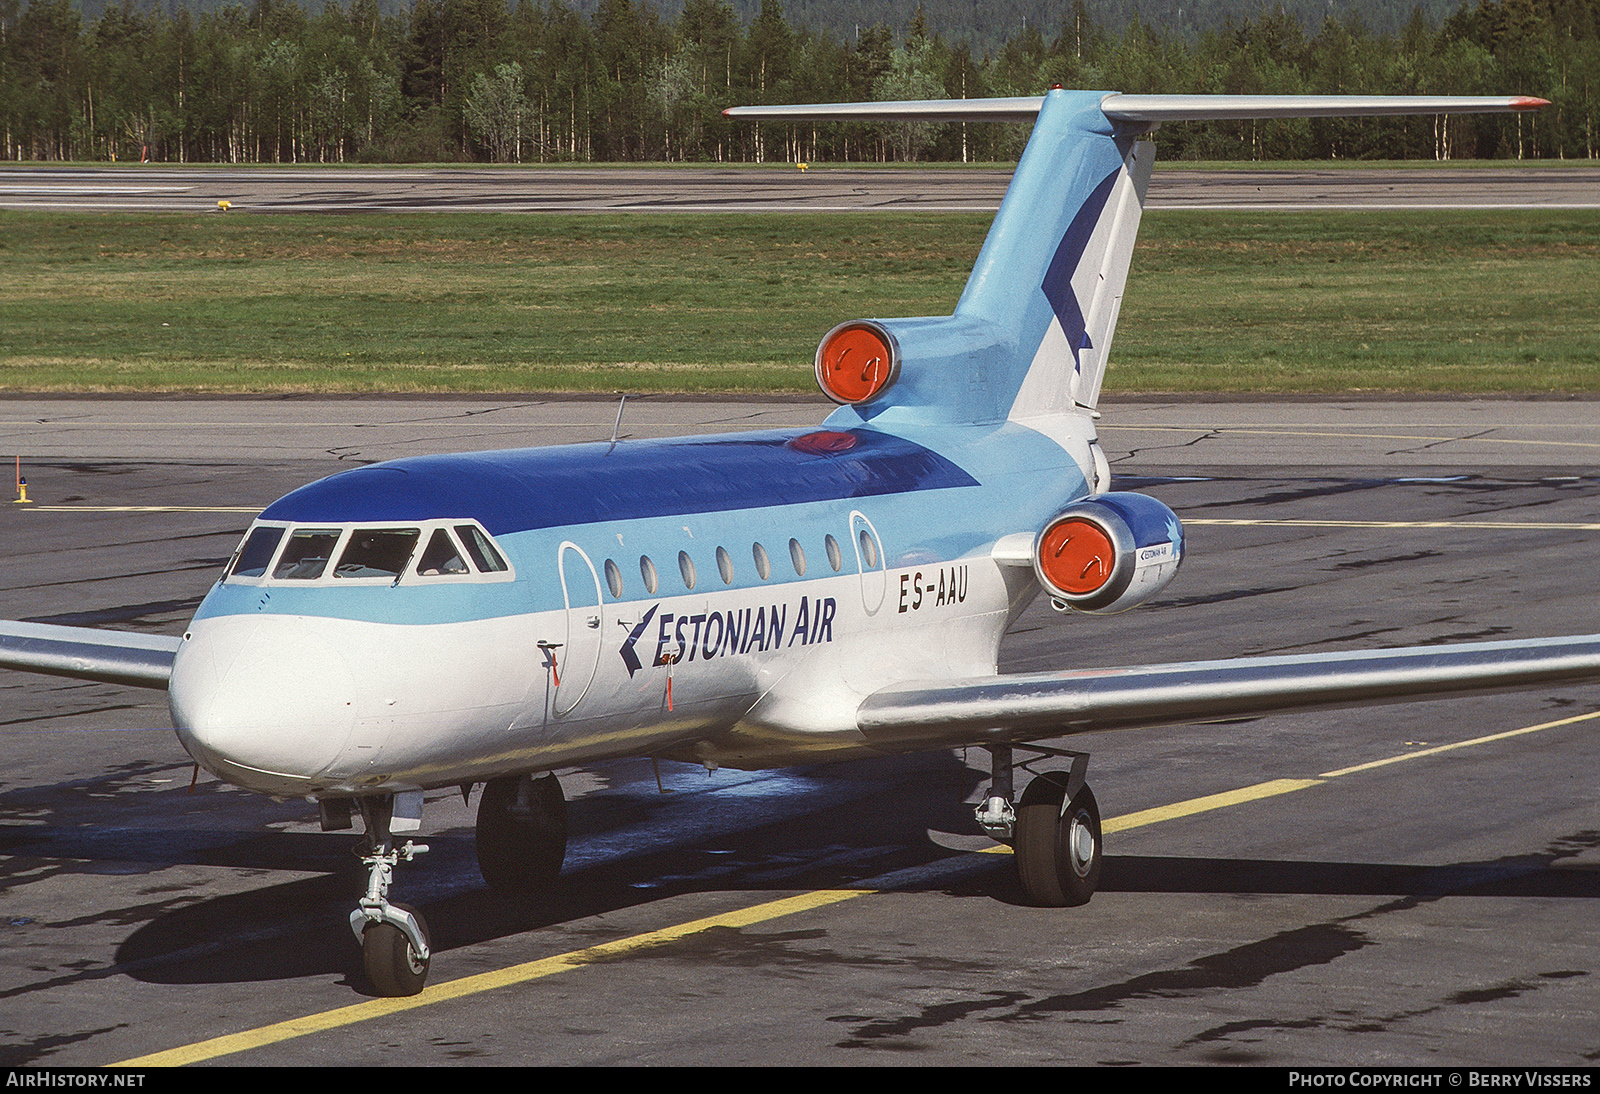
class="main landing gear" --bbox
[348,795,433,996]
[974,744,1102,907]
[475,772,568,899]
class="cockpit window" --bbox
[226,520,510,585]
[335,528,420,579]
[231,526,285,579]
[416,529,469,576]
[273,529,342,580]
[456,525,508,572]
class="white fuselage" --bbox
[169,415,1100,799]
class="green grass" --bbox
[1119,210,1600,393]
[0,208,1595,395]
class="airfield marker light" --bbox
[797,162,809,171]
[217,200,231,212]
[13,457,29,504]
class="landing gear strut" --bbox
[349,795,432,997]
[976,745,1102,907]
[475,772,567,899]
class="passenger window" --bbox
[640,555,659,594]
[455,525,508,572]
[604,558,624,599]
[273,529,341,580]
[336,529,420,579]
[678,551,696,590]
[231,526,284,579]
[716,546,734,585]
[752,542,771,580]
[825,534,843,572]
[416,529,469,576]
[858,528,880,569]
[789,538,806,576]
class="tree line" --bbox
[2,0,1595,164]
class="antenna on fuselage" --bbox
[607,394,628,454]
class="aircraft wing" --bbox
[857,635,1600,751]
[0,621,180,689]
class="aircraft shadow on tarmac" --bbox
[83,766,1600,994]
[4,729,1597,998]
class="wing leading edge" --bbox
[857,634,1600,752]
[0,621,180,689]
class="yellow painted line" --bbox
[112,705,1598,1066]
[1318,707,1600,778]
[1186,518,1600,530]
[25,505,261,513]
[979,709,1600,846]
[1102,778,1324,833]
[110,888,866,1067]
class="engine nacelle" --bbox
[1033,492,1184,614]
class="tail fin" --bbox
[726,91,1546,427]
[955,91,1154,419]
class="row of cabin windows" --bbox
[604,529,880,600]
[228,523,508,583]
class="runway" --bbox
[1,398,1596,1066]
[1,163,1596,213]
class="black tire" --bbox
[475,773,567,899]
[1014,775,1101,908]
[362,904,430,997]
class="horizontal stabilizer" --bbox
[0,621,180,689]
[857,634,1600,751]
[1102,93,1548,121]
[725,97,1045,122]
[725,94,1547,125]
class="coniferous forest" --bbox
[2,0,1596,164]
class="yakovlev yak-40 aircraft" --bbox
[5,89,1598,998]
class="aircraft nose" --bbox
[170,615,357,793]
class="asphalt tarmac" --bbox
[1,398,1596,1067]
[2,163,1597,213]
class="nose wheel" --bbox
[348,795,433,997]
[362,902,431,997]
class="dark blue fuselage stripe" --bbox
[258,428,980,536]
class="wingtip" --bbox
[1511,96,1551,111]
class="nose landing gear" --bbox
[349,795,432,996]
[976,745,1103,908]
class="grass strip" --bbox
[1,208,1594,395]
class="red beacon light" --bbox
[815,320,900,405]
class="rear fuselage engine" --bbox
[1033,492,1183,614]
